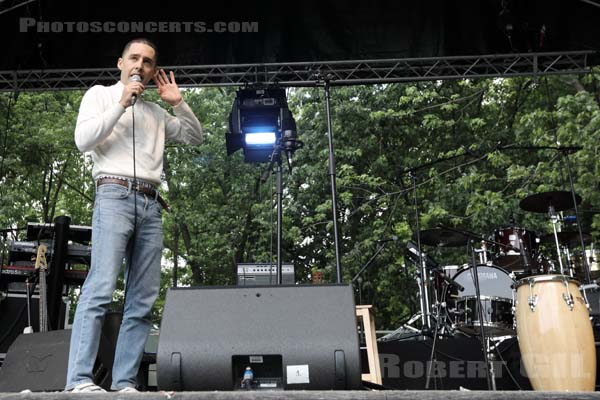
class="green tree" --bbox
[2,69,600,330]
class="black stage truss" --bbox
[0,51,594,92]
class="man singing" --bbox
[66,38,203,392]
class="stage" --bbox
[1,391,600,400]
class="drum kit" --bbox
[403,190,597,391]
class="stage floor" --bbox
[1,390,600,400]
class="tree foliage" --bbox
[1,69,600,329]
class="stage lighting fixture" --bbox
[227,88,298,163]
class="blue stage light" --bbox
[227,88,298,163]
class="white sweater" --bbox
[74,81,203,185]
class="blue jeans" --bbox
[66,183,163,390]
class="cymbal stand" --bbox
[478,240,488,265]
[563,245,575,278]
[485,337,498,391]
[425,275,460,389]
[548,204,565,275]
[410,172,432,331]
[562,149,592,283]
[425,300,443,390]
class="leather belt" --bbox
[96,177,169,212]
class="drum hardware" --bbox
[561,277,576,311]
[550,207,566,275]
[580,283,594,312]
[416,254,432,331]
[485,337,498,391]
[563,245,575,278]
[545,258,556,273]
[520,191,582,275]
[562,292,575,310]
[424,300,443,390]
[527,282,538,312]
[480,241,488,264]
[409,172,433,331]
[562,150,594,284]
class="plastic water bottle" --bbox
[241,366,254,390]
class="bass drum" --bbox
[449,264,515,337]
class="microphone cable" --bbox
[122,92,139,312]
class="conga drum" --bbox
[515,275,596,391]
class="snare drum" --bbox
[515,275,596,391]
[494,227,539,271]
[449,264,515,337]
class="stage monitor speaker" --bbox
[0,313,127,392]
[0,293,68,354]
[0,330,70,392]
[157,284,362,391]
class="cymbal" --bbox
[519,190,581,213]
[416,228,468,247]
[541,231,592,246]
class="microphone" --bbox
[405,240,439,269]
[129,74,142,105]
[454,280,465,292]
[434,270,464,292]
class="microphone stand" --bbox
[351,241,390,285]
[261,142,285,284]
[321,78,343,283]
[469,239,494,391]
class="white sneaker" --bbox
[118,387,139,393]
[70,382,106,393]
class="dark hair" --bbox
[121,38,158,64]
